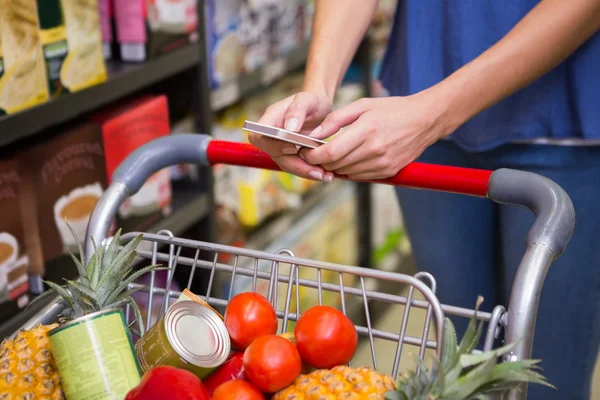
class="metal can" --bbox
[48,308,142,400]
[135,300,231,379]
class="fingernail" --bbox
[285,118,299,131]
[282,147,297,155]
[298,152,306,161]
[324,174,333,183]
[309,126,322,137]
[308,171,323,181]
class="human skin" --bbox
[248,0,600,181]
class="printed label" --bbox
[49,311,141,400]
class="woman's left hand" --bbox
[299,91,455,180]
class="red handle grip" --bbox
[207,140,493,197]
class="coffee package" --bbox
[0,0,49,115]
[20,123,108,275]
[0,157,31,323]
[113,0,199,62]
[94,95,172,219]
[204,0,245,89]
[36,0,107,97]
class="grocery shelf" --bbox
[0,182,210,341]
[211,42,310,111]
[0,45,202,149]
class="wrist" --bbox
[302,80,336,102]
[422,77,470,139]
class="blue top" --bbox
[379,0,600,152]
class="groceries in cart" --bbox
[0,226,551,400]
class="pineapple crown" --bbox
[385,297,553,400]
[29,225,165,336]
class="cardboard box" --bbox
[0,0,49,114]
[94,95,172,219]
[36,0,107,96]
[0,157,31,323]
[113,0,199,62]
[21,123,108,273]
[204,0,245,89]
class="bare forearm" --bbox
[303,0,378,99]
[433,0,600,135]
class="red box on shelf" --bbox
[93,95,173,219]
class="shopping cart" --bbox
[16,134,575,400]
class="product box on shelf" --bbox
[0,0,49,115]
[113,0,199,62]
[204,0,246,89]
[0,157,31,324]
[237,0,277,73]
[20,122,109,273]
[273,0,304,56]
[98,0,117,59]
[36,0,107,97]
[93,95,172,219]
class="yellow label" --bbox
[176,289,224,320]
[49,311,141,400]
[39,26,67,44]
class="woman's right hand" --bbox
[248,91,334,182]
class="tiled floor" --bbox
[353,288,600,399]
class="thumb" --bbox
[283,92,321,132]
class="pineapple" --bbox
[386,297,552,399]
[273,365,396,399]
[0,227,163,399]
[274,297,551,400]
[0,324,64,400]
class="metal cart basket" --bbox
[16,135,575,400]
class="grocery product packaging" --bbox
[237,0,276,73]
[20,122,108,272]
[94,95,172,219]
[204,0,246,89]
[98,0,117,59]
[113,0,199,62]
[0,0,49,115]
[273,0,304,56]
[36,0,107,97]
[0,156,31,324]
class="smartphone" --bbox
[242,121,326,149]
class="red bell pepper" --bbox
[203,352,245,395]
[125,366,210,400]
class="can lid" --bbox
[164,300,231,368]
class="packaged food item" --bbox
[94,95,172,219]
[0,156,31,324]
[20,122,108,273]
[237,0,276,73]
[274,0,303,56]
[97,0,116,59]
[204,0,245,89]
[114,0,199,62]
[36,0,107,96]
[0,0,49,115]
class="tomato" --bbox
[125,366,210,400]
[294,305,358,368]
[212,380,265,400]
[243,335,302,393]
[203,352,245,395]
[225,292,278,350]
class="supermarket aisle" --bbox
[353,288,600,399]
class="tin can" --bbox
[135,300,231,379]
[48,308,142,400]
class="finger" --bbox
[300,117,369,165]
[331,157,382,176]
[272,155,328,182]
[283,92,323,132]
[347,171,396,181]
[309,99,370,140]
[248,134,298,156]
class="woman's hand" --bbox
[299,91,453,180]
[248,91,335,182]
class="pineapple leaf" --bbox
[441,317,458,370]
[88,244,104,290]
[128,297,146,336]
[96,234,143,297]
[102,229,122,275]
[89,236,103,283]
[459,341,518,369]
[44,281,74,308]
[385,391,406,400]
[25,287,60,311]
[96,250,139,305]
[65,221,85,269]
[64,279,99,308]
[105,286,145,309]
[104,264,166,306]
[443,355,497,398]
[67,247,89,286]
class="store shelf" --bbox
[0,182,210,341]
[0,45,201,148]
[211,42,310,111]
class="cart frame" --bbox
[16,134,575,400]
